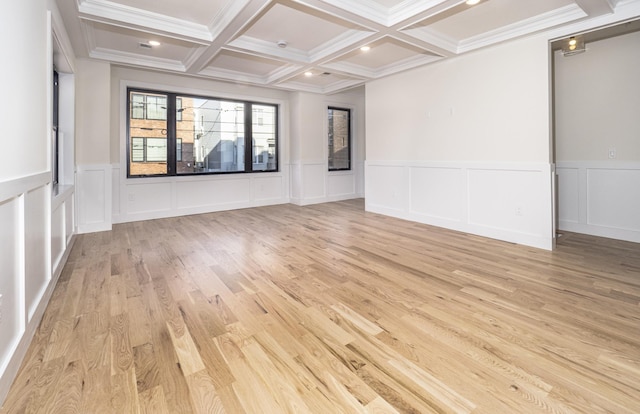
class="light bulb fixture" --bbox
[561,35,585,57]
[304,71,313,77]
[466,0,480,5]
[360,46,371,52]
[148,40,161,46]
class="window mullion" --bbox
[244,102,253,173]
[167,94,177,175]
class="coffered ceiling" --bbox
[55,0,626,93]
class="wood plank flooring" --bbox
[2,199,639,413]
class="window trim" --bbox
[327,106,352,172]
[126,87,279,178]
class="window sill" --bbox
[52,183,74,210]
[328,169,353,175]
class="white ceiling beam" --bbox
[573,0,617,16]
[77,0,212,44]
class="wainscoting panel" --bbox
[52,185,75,276]
[125,181,173,217]
[558,162,640,242]
[290,162,362,206]
[365,164,408,213]
[587,168,640,231]
[112,166,121,219]
[354,160,365,197]
[467,168,549,237]
[302,163,327,201]
[410,166,464,223]
[76,164,112,233]
[0,196,23,384]
[0,172,74,406]
[176,178,251,209]
[114,168,290,223]
[328,172,356,200]
[556,167,580,224]
[252,175,285,202]
[289,163,303,202]
[24,185,49,321]
[366,161,553,249]
[51,197,65,272]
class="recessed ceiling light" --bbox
[360,46,371,52]
[304,71,313,77]
[148,40,161,46]
[466,0,480,5]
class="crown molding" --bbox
[198,58,302,86]
[317,0,389,26]
[308,29,376,61]
[90,47,187,72]
[275,78,364,94]
[197,66,272,85]
[228,36,311,63]
[317,0,452,27]
[322,50,441,79]
[458,3,588,53]
[400,27,459,54]
[388,0,450,27]
[78,0,212,43]
[265,64,306,84]
[49,0,77,73]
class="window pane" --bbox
[176,98,183,122]
[252,104,277,172]
[177,97,244,174]
[129,91,168,175]
[131,137,145,162]
[131,94,145,119]
[176,138,182,162]
[146,138,167,162]
[328,108,350,171]
[147,95,167,120]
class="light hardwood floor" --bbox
[2,199,639,413]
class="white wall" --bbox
[367,35,551,163]
[289,89,366,205]
[0,0,76,405]
[555,30,640,242]
[0,0,50,402]
[1,3,49,180]
[366,34,555,249]
[75,59,112,233]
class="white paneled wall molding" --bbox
[112,165,290,224]
[0,173,75,403]
[365,161,554,250]
[289,161,364,207]
[76,164,113,233]
[557,161,640,243]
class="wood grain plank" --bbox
[138,386,170,414]
[185,370,226,414]
[3,200,640,414]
